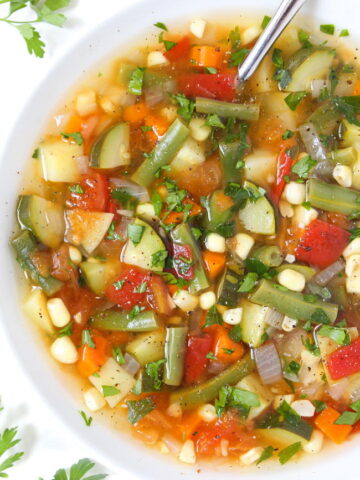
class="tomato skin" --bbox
[271,147,293,204]
[52,244,78,282]
[57,284,98,325]
[172,243,195,280]
[164,36,191,61]
[178,73,236,102]
[66,173,110,212]
[295,219,350,269]
[105,267,150,311]
[327,338,360,380]
[184,334,213,384]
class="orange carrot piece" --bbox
[77,335,107,377]
[162,199,203,225]
[213,325,244,363]
[64,115,83,133]
[314,407,352,444]
[176,411,202,440]
[123,102,149,124]
[203,251,226,280]
[353,80,360,96]
[144,114,169,146]
[190,45,223,69]
[213,190,234,212]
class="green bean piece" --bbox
[11,230,63,295]
[131,119,189,187]
[219,141,245,182]
[203,189,234,232]
[308,178,360,215]
[330,147,356,165]
[308,101,342,136]
[195,97,260,121]
[253,245,284,267]
[276,264,316,281]
[170,223,209,293]
[90,310,159,332]
[169,354,254,410]
[250,279,339,322]
[163,326,188,386]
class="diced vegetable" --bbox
[203,190,234,233]
[253,245,283,267]
[342,119,360,148]
[236,373,274,420]
[250,279,338,322]
[238,181,276,235]
[213,325,245,363]
[23,288,55,334]
[122,218,166,272]
[164,326,188,386]
[286,48,335,92]
[195,98,260,121]
[308,178,360,216]
[169,353,254,410]
[276,264,316,281]
[131,119,189,187]
[308,101,342,136]
[91,310,159,332]
[66,173,110,212]
[65,209,114,255]
[11,231,63,295]
[179,73,236,102]
[217,263,244,307]
[39,137,82,183]
[17,195,65,249]
[89,357,136,408]
[256,415,313,447]
[184,334,213,384]
[219,142,247,183]
[125,330,166,365]
[90,122,130,169]
[314,407,352,444]
[327,338,360,380]
[254,341,283,384]
[80,258,122,295]
[295,219,350,269]
[241,300,270,348]
[170,223,209,293]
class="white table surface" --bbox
[0,1,133,478]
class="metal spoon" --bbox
[237,0,307,86]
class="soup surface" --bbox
[12,15,360,467]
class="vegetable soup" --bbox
[11,15,360,467]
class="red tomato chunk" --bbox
[66,173,110,212]
[184,334,213,384]
[105,267,150,311]
[327,338,360,380]
[178,73,236,102]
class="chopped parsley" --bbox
[101,385,120,397]
[61,131,84,145]
[282,129,294,140]
[229,324,242,343]
[79,410,93,427]
[318,325,350,345]
[229,48,250,67]
[206,114,225,129]
[151,249,168,269]
[285,91,307,111]
[128,67,145,95]
[127,398,155,424]
[278,441,302,464]
[133,281,148,293]
[145,359,166,390]
[261,15,271,29]
[215,385,260,418]
[81,329,95,348]
[204,305,223,328]
[68,184,84,194]
[112,346,125,365]
[113,279,124,290]
[170,93,195,122]
[238,272,258,292]
[320,24,335,35]
[256,446,275,465]
[151,191,164,217]
[206,352,217,360]
[128,223,145,246]
[128,305,145,319]
[291,155,317,179]
[106,221,123,241]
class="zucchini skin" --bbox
[308,178,360,215]
[90,122,130,169]
[169,353,254,410]
[250,279,338,323]
[253,245,283,268]
[203,190,234,232]
[90,310,159,332]
[163,326,188,386]
[11,230,63,295]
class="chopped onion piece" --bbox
[145,87,166,108]
[254,342,283,385]
[327,378,349,402]
[110,177,150,202]
[123,353,140,376]
[313,259,345,286]
[162,434,182,454]
[298,122,327,161]
[264,308,284,329]
[117,209,134,218]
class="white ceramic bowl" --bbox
[1,0,359,478]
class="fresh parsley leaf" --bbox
[339,29,350,37]
[81,329,95,348]
[320,24,335,35]
[298,29,312,48]
[133,281,147,294]
[204,305,223,328]
[163,40,177,51]
[228,26,241,49]
[350,228,360,240]
[141,125,153,132]
[256,446,275,465]
[32,147,40,159]
[206,114,225,129]
[112,346,125,365]
[111,188,138,210]
[79,410,93,427]
[206,352,217,360]
[244,258,269,277]
[222,348,234,355]
[238,272,258,292]
[191,227,202,241]
[284,360,301,376]
[128,223,145,246]
[291,155,317,179]
[261,15,271,29]
[311,308,330,325]
[101,385,120,397]
[282,129,294,140]
[106,221,123,241]
[68,184,84,194]
[128,67,145,95]
[229,48,250,67]
[334,410,360,425]
[205,66,218,74]
[313,400,327,413]
[215,385,260,418]
[51,457,107,480]
[332,96,360,126]
[54,322,73,338]
[151,249,168,269]
[285,91,307,111]
[318,325,350,345]
[128,305,145,319]
[145,359,166,390]
[170,93,195,122]
[278,441,301,464]
[16,24,45,58]
[61,131,84,145]
[272,48,284,69]
[274,68,292,90]
[229,324,242,342]
[154,22,167,31]
[0,419,24,478]
[277,401,300,427]
[113,279,124,290]
[127,398,155,424]
[302,336,320,356]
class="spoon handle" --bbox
[237,0,307,85]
